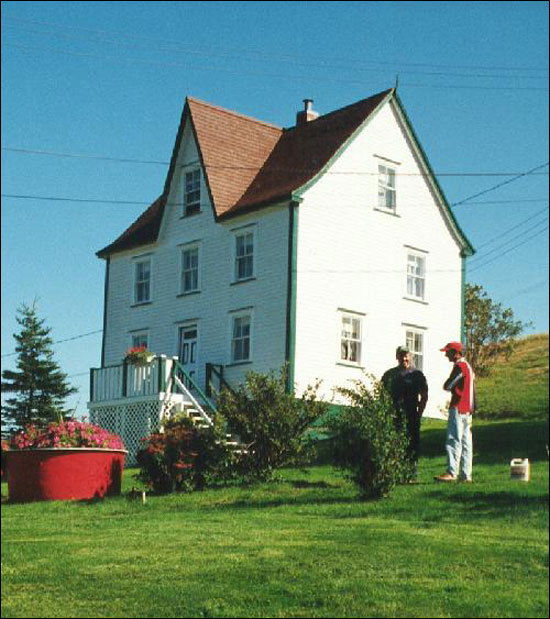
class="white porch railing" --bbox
[90,357,170,403]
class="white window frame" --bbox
[230,310,253,364]
[180,242,201,294]
[133,257,152,305]
[377,163,397,212]
[339,311,363,366]
[406,250,427,301]
[130,331,149,350]
[233,227,255,282]
[404,326,425,371]
[183,168,201,217]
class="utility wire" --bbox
[1,194,152,206]
[468,225,549,273]
[2,148,549,177]
[473,206,549,251]
[451,162,550,207]
[2,193,549,211]
[7,23,547,81]
[3,14,548,74]
[469,216,549,263]
[3,42,549,92]
[1,329,103,359]
[1,147,168,166]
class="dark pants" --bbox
[396,408,421,463]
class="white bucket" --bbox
[510,458,530,482]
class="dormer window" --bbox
[184,169,201,216]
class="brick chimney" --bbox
[296,99,319,125]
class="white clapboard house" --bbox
[88,87,474,462]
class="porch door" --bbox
[178,325,198,382]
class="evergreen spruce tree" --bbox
[1,302,77,431]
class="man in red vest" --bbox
[434,341,475,483]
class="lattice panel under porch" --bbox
[90,400,165,466]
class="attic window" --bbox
[184,169,201,216]
[377,164,396,212]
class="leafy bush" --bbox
[136,414,237,493]
[217,367,328,481]
[327,376,412,499]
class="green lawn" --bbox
[475,334,549,419]
[1,418,548,618]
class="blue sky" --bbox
[1,1,548,417]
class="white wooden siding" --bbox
[294,100,463,415]
[103,123,289,390]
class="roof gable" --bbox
[97,88,473,257]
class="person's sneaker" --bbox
[434,472,457,482]
[460,478,474,484]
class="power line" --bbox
[2,148,549,177]
[468,225,549,273]
[1,147,168,166]
[469,216,549,263]
[451,162,550,207]
[3,14,548,75]
[2,193,548,211]
[474,206,549,251]
[1,194,152,206]
[3,42,549,93]
[1,329,103,359]
[9,23,546,82]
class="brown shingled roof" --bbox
[98,89,393,257]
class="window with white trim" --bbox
[184,169,201,216]
[405,329,424,371]
[378,164,396,212]
[340,313,362,364]
[134,258,151,304]
[234,229,255,281]
[231,313,252,363]
[406,252,426,300]
[131,332,149,349]
[181,244,200,293]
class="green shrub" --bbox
[136,414,238,493]
[217,367,328,481]
[327,376,412,499]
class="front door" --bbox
[178,325,198,382]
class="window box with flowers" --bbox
[124,346,155,366]
[6,420,127,503]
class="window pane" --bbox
[132,334,148,349]
[340,314,362,364]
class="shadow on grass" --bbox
[419,488,549,520]
[421,418,549,464]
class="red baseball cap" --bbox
[440,341,463,353]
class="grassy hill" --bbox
[475,333,549,419]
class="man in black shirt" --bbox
[382,345,428,479]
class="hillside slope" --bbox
[476,333,549,419]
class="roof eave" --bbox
[292,88,395,202]
[392,92,475,257]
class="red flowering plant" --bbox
[9,420,125,451]
[136,415,238,494]
[124,346,153,365]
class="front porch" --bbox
[87,356,221,464]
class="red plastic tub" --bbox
[6,448,127,502]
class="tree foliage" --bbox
[1,303,76,431]
[327,376,412,500]
[464,283,528,377]
[217,367,328,481]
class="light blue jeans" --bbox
[445,407,473,480]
